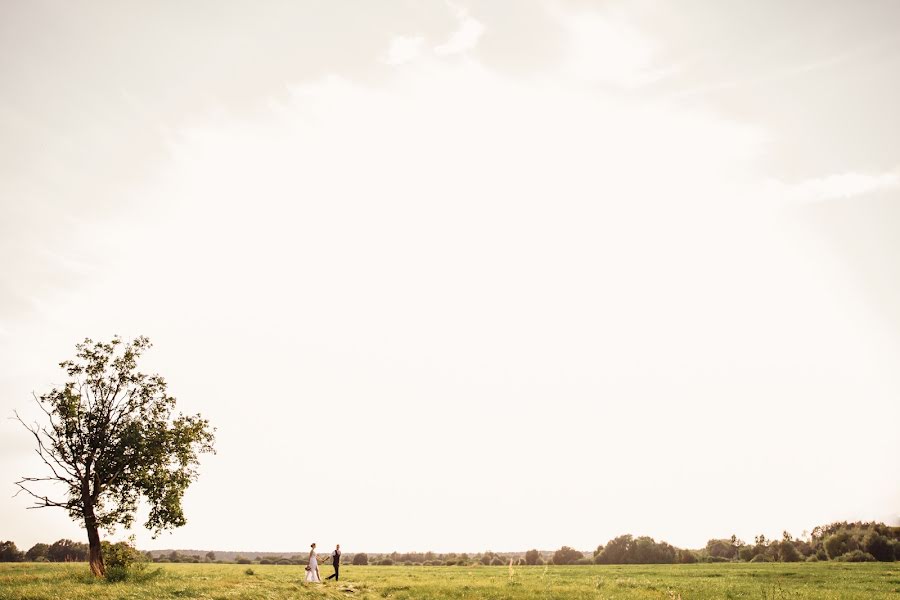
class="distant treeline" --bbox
[2,522,897,565]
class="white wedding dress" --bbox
[305,553,320,582]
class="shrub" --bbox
[377,558,393,565]
[444,560,457,566]
[535,557,545,565]
[676,549,697,564]
[575,557,593,565]
[749,554,773,563]
[245,568,255,575]
[705,555,729,563]
[352,553,368,566]
[236,558,252,564]
[836,550,875,562]
[101,540,147,581]
[524,549,540,565]
[490,557,504,566]
[805,555,819,562]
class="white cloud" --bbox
[554,9,671,86]
[433,3,484,56]
[383,34,425,65]
[771,170,900,204]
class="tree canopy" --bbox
[15,337,215,576]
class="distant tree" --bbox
[824,532,853,559]
[352,552,368,565]
[48,539,88,562]
[593,544,604,557]
[0,541,24,562]
[490,557,504,566]
[25,543,50,561]
[206,551,216,562]
[706,539,736,560]
[551,546,584,565]
[524,549,540,565]
[676,549,697,563]
[863,533,893,562]
[14,337,215,577]
[778,541,801,562]
[596,535,633,564]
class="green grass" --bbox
[1,562,897,599]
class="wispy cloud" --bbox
[433,2,484,56]
[383,34,425,66]
[772,170,900,205]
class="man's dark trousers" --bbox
[326,559,340,580]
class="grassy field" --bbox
[1,562,898,600]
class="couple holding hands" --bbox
[305,542,340,583]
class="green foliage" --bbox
[524,549,540,565]
[244,568,254,575]
[0,541,24,562]
[835,550,876,562]
[749,554,773,563]
[595,535,677,564]
[676,549,697,563]
[552,546,584,565]
[824,532,854,559]
[47,540,88,562]
[778,540,801,562]
[352,552,368,565]
[15,337,215,576]
[862,532,893,561]
[25,543,50,562]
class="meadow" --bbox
[1,562,898,600]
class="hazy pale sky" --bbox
[2,1,899,554]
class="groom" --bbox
[325,544,341,581]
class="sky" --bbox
[1,0,899,554]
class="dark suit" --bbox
[326,549,341,580]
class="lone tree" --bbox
[15,337,215,577]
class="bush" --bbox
[352,553,368,566]
[490,557,504,566]
[805,555,819,562]
[236,558,252,564]
[377,558,393,565]
[836,550,876,562]
[101,540,147,581]
[676,549,697,564]
[575,557,593,565]
[524,549,540,565]
[444,560,457,566]
[749,554,773,563]
[245,568,255,575]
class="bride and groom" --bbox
[305,542,341,583]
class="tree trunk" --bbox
[85,510,105,577]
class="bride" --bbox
[305,543,321,583]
